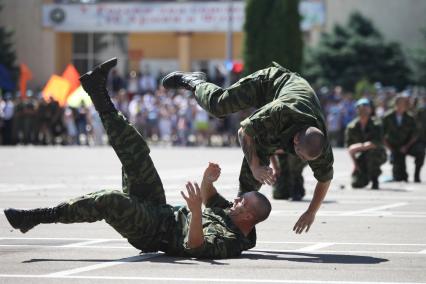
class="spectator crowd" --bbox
[0,68,425,148]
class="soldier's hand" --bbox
[251,165,276,185]
[293,211,316,234]
[203,162,221,182]
[181,182,202,212]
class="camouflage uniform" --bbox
[415,106,426,145]
[194,62,333,194]
[383,110,425,181]
[55,111,255,259]
[345,117,387,188]
[272,154,307,200]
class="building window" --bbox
[72,33,128,74]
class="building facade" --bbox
[0,0,424,89]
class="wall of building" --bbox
[2,0,425,89]
[0,0,57,90]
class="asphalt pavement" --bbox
[0,146,425,284]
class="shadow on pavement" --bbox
[245,250,388,264]
[22,251,387,265]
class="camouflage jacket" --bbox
[383,110,417,148]
[415,107,426,143]
[240,63,334,182]
[345,117,384,147]
[166,193,256,259]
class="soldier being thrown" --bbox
[4,58,271,259]
[162,62,333,234]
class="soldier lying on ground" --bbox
[4,58,271,259]
[162,62,333,234]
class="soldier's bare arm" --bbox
[238,127,275,185]
[270,155,281,180]
[293,180,331,234]
[181,182,204,249]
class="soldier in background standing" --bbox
[383,95,425,182]
[345,98,387,189]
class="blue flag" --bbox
[0,64,15,91]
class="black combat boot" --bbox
[371,177,379,190]
[414,166,421,183]
[161,71,207,91]
[4,207,62,233]
[79,57,118,113]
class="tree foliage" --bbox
[411,29,426,87]
[304,12,411,91]
[243,0,303,74]
[0,2,18,91]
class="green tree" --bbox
[0,2,18,91]
[412,29,426,87]
[243,0,303,74]
[304,12,411,91]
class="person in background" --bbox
[345,98,387,189]
[383,94,425,182]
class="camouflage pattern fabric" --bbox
[169,194,256,259]
[272,153,307,200]
[55,111,255,258]
[58,111,173,252]
[383,110,425,181]
[415,107,426,144]
[390,141,424,181]
[194,62,333,194]
[345,117,387,187]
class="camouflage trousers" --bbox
[194,64,291,194]
[352,148,387,188]
[390,141,425,181]
[56,111,174,252]
[272,154,307,200]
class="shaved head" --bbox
[245,191,272,224]
[294,127,325,160]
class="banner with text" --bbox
[42,1,324,33]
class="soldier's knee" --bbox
[94,190,126,209]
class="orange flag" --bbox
[61,64,80,95]
[19,63,33,98]
[42,75,71,107]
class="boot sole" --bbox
[161,71,207,89]
[80,57,118,82]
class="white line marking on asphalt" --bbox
[339,202,408,216]
[2,237,426,247]
[60,239,110,247]
[296,243,334,252]
[0,183,66,193]
[0,244,133,249]
[257,241,426,246]
[0,237,119,241]
[47,253,161,277]
[0,274,425,283]
[1,244,426,255]
[252,249,426,255]
[419,249,426,254]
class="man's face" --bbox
[395,98,408,112]
[230,192,256,218]
[357,104,371,117]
